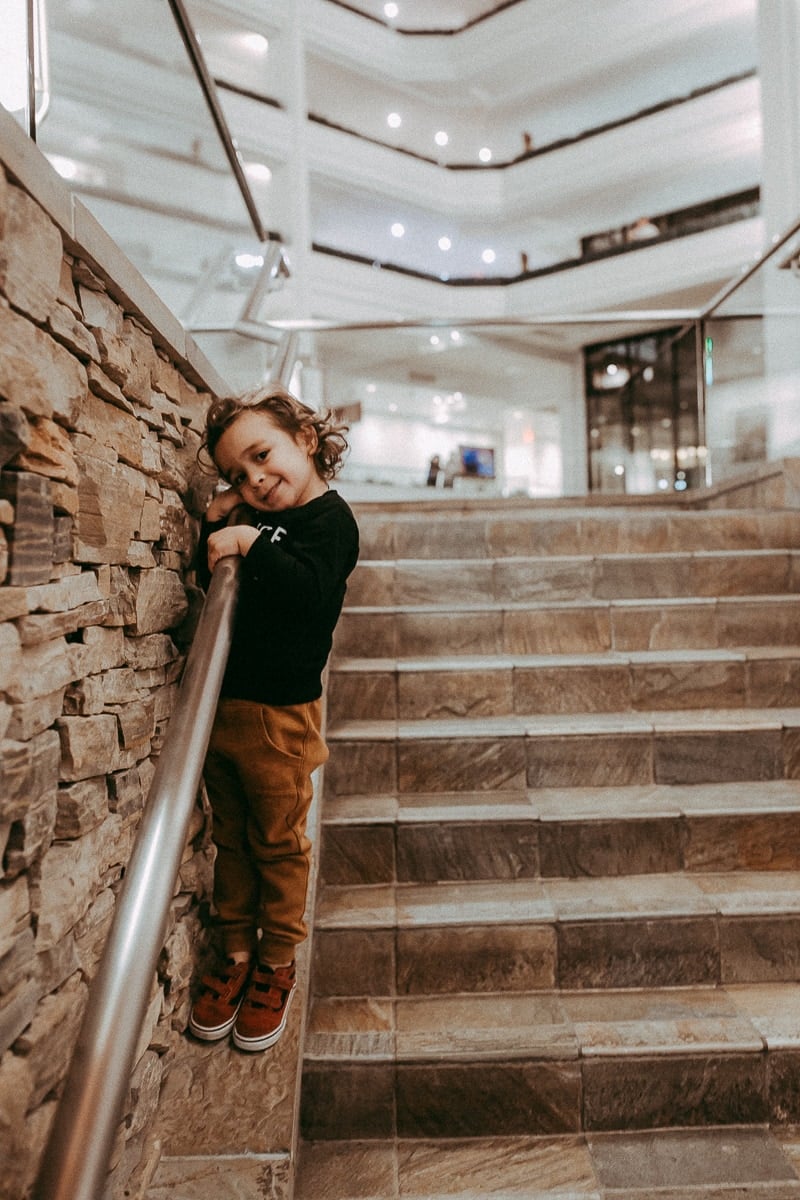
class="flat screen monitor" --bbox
[459,445,495,479]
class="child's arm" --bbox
[207,524,260,571]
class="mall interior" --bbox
[4,2,800,1198]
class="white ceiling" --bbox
[32,0,763,329]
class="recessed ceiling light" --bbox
[387,112,402,129]
[450,331,461,342]
[244,161,272,183]
[391,222,405,238]
[438,236,451,251]
[241,32,269,54]
[481,248,496,264]
[366,383,377,393]
[430,336,441,347]
[478,147,492,162]
[235,253,265,269]
[434,131,449,147]
[384,2,399,17]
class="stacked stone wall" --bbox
[0,150,223,1198]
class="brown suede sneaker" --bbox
[188,958,252,1041]
[232,962,296,1052]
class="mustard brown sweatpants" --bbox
[203,696,328,964]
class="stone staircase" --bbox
[295,500,800,1199]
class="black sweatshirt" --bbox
[197,489,359,705]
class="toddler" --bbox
[188,383,359,1052]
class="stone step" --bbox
[347,550,800,607]
[328,648,800,723]
[300,982,800,1140]
[324,707,800,796]
[333,594,800,658]
[311,871,800,998]
[296,1125,800,1199]
[319,781,800,886]
[355,508,800,561]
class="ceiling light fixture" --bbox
[478,147,492,162]
[384,2,399,17]
[387,112,402,129]
[438,236,451,251]
[244,161,272,183]
[434,131,449,147]
[391,222,405,238]
[241,32,269,54]
[481,249,496,264]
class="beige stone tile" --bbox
[396,818,539,882]
[395,992,576,1061]
[323,794,399,822]
[728,983,800,1048]
[295,1140,397,1200]
[493,557,595,603]
[527,732,653,788]
[396,1135,600,1197]
[503,606,612,654]
[325,739,398,797]
[685,811,800,872]
[315,883,396,927]
[631,659,746,711]
[397,923,557,994]
[514,663,631,714]
[716,596,800,648]
[654,728,783,786]
[346,562,397,606]
[611,600,718,651]
[588,1126,799,1188]
[545,872,713,919]
[148,1154,290,1199]
[562,986,762,1056]
[398,735,527,793]
[396,791,533,821]
[674,780,800,814]
[397,669,513,720]
[692,871,800,914]
[334,611,397,657]
[395,878,554,925]
[397,609,505,656]
[395,560,495,605]
[530,784,684,819]
[594,554,693,600]
[328,671,398,722]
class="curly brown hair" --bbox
[199,383,349,481]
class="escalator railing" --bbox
[34,334,298,1200]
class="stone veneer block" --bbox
[392,518,488,560]
[147,1155,291,1200]
[582,1051,768,1131]
[300,1063,396,1139]
[294,1140,397,1199]
[594,555,694,600]
[748,657,800,707]
[344,562,396,607]
[654,729,784,785]
[527,732,652,788]
[557,917,719,989]
[398,736,527,792]
[396,819,540,881]
[396,1059,582,1136]
[396,923,556,995]
[0,470,54,586]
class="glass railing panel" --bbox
[37,0,271,323]
[270,317,702,500]
[702,224,800,481]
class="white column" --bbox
[757,0,800,238]
[284,0,313,317]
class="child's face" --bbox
[213,409,327,512]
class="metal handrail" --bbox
[34,334,298,1200]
